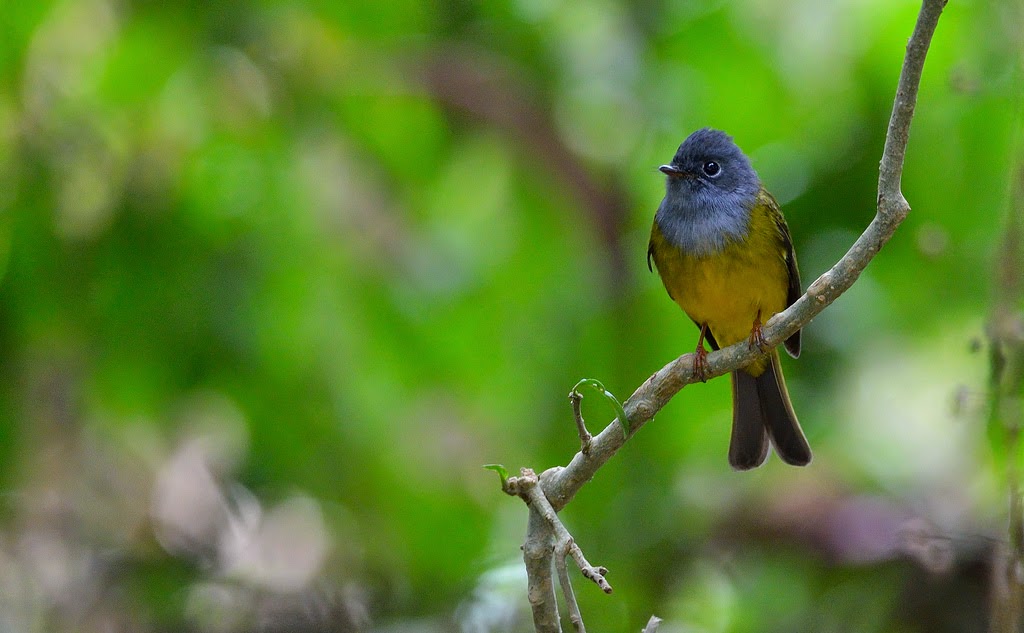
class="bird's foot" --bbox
[748,312,768,353]
[692,345,709,382]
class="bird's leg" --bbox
[693,323,710,382]
[748,309,768,352]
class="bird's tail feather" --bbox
[729,371,770,470]
[729,352,811,470]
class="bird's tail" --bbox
[729,351,811,470]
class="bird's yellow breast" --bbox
[650,202,790,371]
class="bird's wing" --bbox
[648,222,677,301]
[761,189,802,358]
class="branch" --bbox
[542,0,947,512]
[507,1,947,630]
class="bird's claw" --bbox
[748,316,768,353]
[692,346,709,382]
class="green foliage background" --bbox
[0,0,1020,631]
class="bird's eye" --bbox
[702,161,721,177]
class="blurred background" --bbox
[0,0,1021,631]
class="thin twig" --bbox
[561,537,611,594]
[569,391,593,455]
[555,553,585,633]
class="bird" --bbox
[647,128,811,470]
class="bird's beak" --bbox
[659,164,691,178]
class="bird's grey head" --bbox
[661,128,760,201]
[656,128,762,255]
